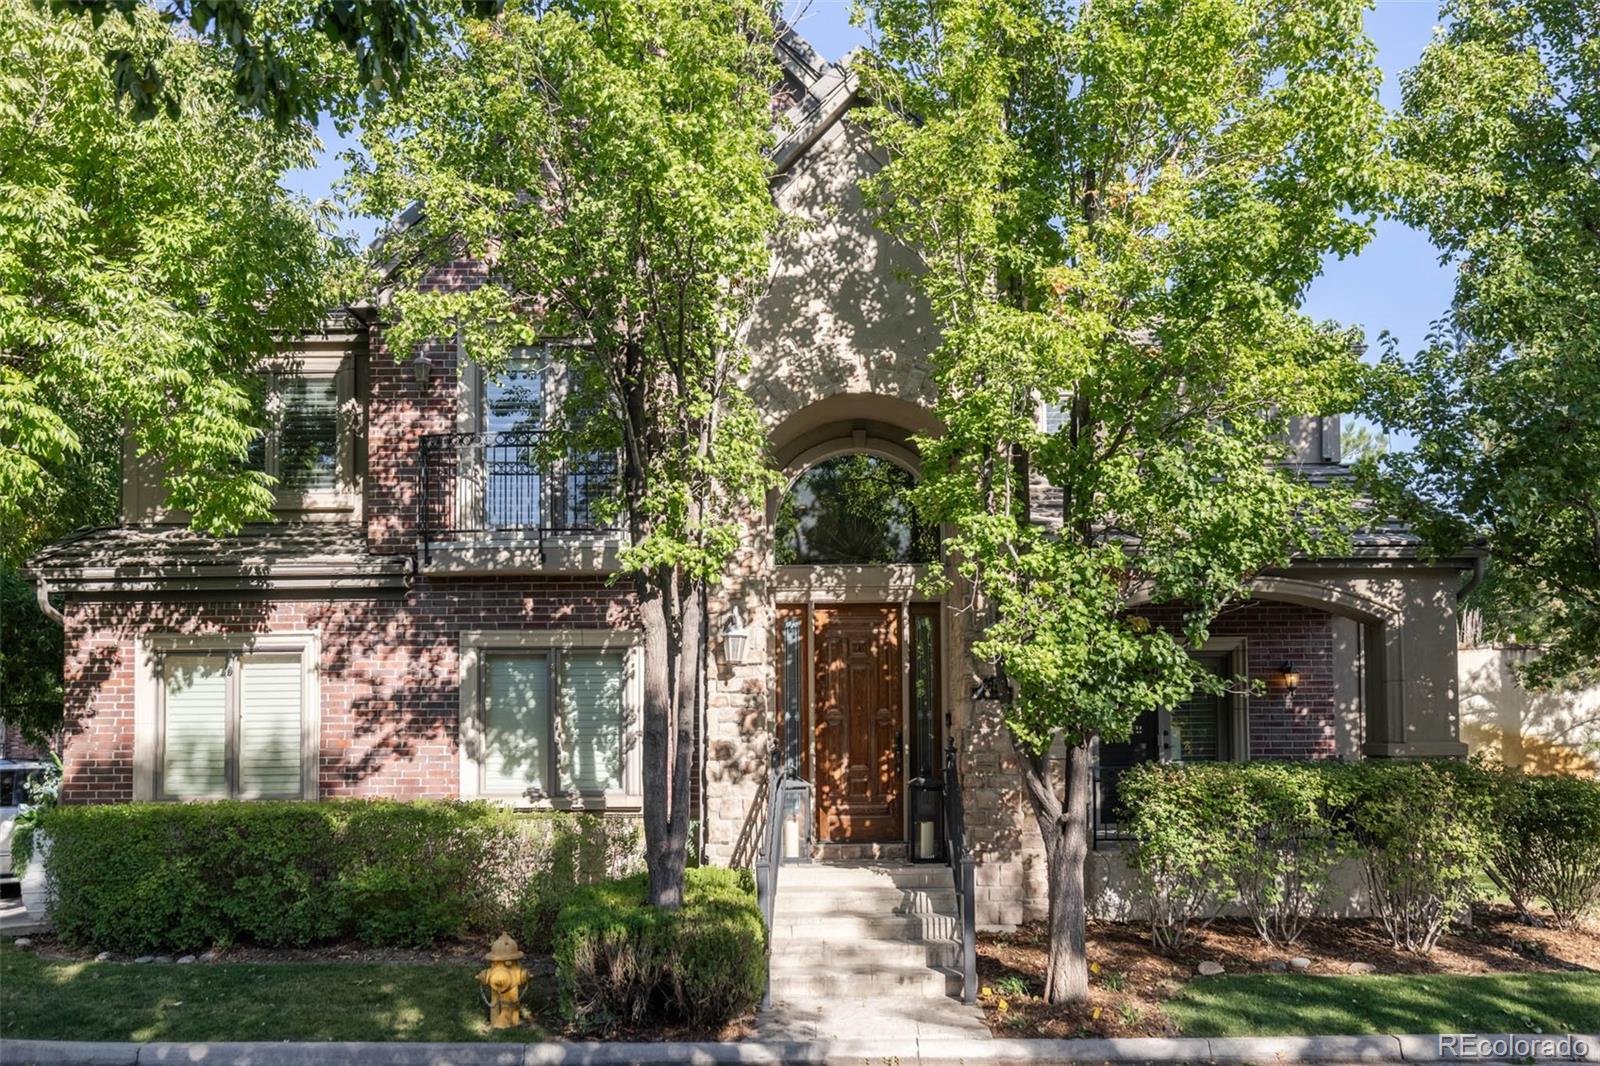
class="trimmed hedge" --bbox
[1120,759,1599,954]
[553,866,765,1032]
[37,800,640,954]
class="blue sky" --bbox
[285,0,1456,406]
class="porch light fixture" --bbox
[1280,662,1300,694]
[412,353,432,385]
[722,607,750,666]
[972,659,1011,703]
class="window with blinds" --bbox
[159,650,307,800]
[484,653,550,795]
[478,647,626,798]
[162,654,229,799]
[559,650,624,792]
[249,376,341,493]
[239,655,306,798]
[278,378,339,492]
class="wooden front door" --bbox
[813,605,902,842]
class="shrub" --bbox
[553,865,764,1032]
[1228,762,1347,946]
[1119,763,1241,952]
[1487,771,1600,928]
[478,813,643,945]
[1336,760,1495,953]
[37,800,642,954]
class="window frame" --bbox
[256,355,359,515]
[135,632,321,803]
[456,344,622,537]
[458,629,643,809]
[1193,637,1250,764]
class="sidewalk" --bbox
[3,1034,1597,1066]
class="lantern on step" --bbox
[778,775,812,863]
[477,933,529,1029]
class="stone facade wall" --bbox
[57,577,635,805]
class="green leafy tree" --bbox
[1361,0,1599,688]
[50,0,503,127]
[1,2,343,741]
[1,0,342,543]
[858,0,1380,1001]
[354,0,779,907]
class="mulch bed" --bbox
[977,905,1600,1039]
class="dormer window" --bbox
[253,377,340,493]
[248,359,359,513]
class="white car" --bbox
[0,759,49,887]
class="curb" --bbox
[3,1035,1597,1066]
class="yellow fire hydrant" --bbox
[476,933,529,1029]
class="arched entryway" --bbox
[765,406,950,858]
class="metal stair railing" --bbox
[942,740,978,1004]
[753,754,811,1010]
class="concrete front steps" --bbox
[758,861,990,1041]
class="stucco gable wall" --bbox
[745,114,939,431]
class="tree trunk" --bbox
[640,580,681,908]
[642,574,702,909]
[1017,735,1093,1004]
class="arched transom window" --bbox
[775,454,937,565]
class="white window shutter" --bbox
[484,653,550,795]
[239,655,305,798]
[559,650,624,792]
[162,655,228,798]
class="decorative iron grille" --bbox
[419,430,622,558]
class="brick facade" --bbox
[959,599,1347,928]
[40,169,1462,938]
[0,719,49,762]
[58,578,636,805]
[1135,601,1341,760]
[51,243,1370,919]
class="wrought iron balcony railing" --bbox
[418,430,622,559]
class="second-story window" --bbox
[252,376,340,494]
[475,352,618,533]
[482,357,547,529]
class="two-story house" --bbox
[27,30,1473,937]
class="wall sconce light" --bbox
[972,659,1011,703]
[412,353,432,385]
[722,607,749,666]
[1280,662,1300,694]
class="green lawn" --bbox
[1166,973,1600,1037]
[0,945,553,1043]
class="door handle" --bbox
[895,730,904,767]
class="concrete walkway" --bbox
[0,897,47,936]
[3,1035,1596,1066]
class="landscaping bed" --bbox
[976,907,1600,1038]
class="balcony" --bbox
[418,430,624,573]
